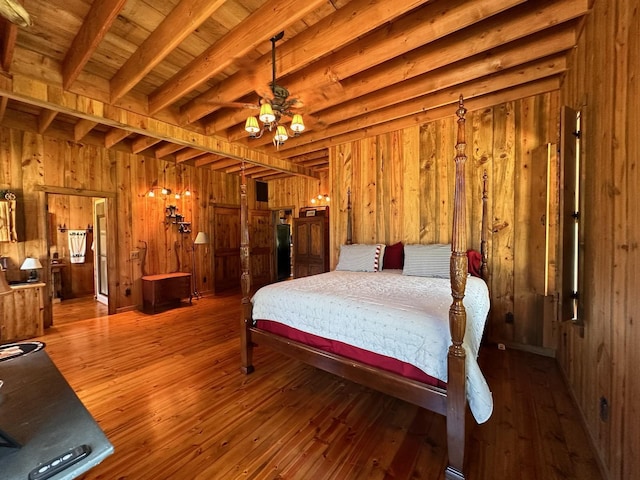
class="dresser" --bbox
[141,272,192,314]
[293,207,329,278]
[0,283,45,342]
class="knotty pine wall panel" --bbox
[559,0,639,478]
[267,171,329,215]
[328,94,559,350]
[0,127,244,325]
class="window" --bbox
[561,106,583,324]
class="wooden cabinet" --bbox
[141,273,191,314]
[0,283,45,342]
[293,208,329,278]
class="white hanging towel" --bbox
[68,230,87,264]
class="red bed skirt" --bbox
[255,319,446,389]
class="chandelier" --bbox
[244,32,304,148]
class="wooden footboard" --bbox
[240,97,485,480]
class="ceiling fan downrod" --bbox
[270,31,284,95]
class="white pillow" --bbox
[335,244,385,272]
[402,244,451,277]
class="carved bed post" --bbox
[481,170,489,281]
[446,96,468,480]
[240,162,254,374]
[346,188,353,245]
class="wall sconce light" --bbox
[310,194,330,204]
[147,186,193,200]
[20,257,43,283]
[147,186,171,198]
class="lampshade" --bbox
[259,103,275,124]
[20,257,43,270]
[290,114,305,133]
[245,116,260,134]
[273,125,289,144]
[194,231,209,245]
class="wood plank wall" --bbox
[559,0,639,479]
[0,127,245,322]
[327,94,560,351]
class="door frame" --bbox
[93,198,109,305]
[38,186,118,327]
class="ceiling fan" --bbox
[0,0,32,27]
[241,31,306,147]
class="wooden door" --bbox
[212,206,240,293]
[249,209,273,289]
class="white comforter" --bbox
[251,270,493,424]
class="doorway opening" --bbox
[47,193,110,325]
[273,208,293,281]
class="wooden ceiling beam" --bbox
[148,0,329,114]
[74,119,98,142]
[110,0,226,103]
[37,109,58,134]
[155,142,185,159]
[0,73,317,178]
[281,77,561,158]
[180,0,433,125]
[105,128,132,148]
[62,0,128,90]
[206,0,526,135]
[176,148,208,163]
[209,158,240,171]
[276,55,567,151]
[1,17,17,72]
[194,154,225,167]
[131,136,162,154]
[302,31,574,138]
[289,150,328,163]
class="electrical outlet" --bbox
[130,250,139,260]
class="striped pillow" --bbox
[402,244,451,278]
[335,244,384,272]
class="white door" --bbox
[93,198,108,305]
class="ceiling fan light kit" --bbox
[244,32,305,148]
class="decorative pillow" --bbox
[336,244,384,272]
[382,241,404,270]
[467,249,482,277]
[402,244,451,278]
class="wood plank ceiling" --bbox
[0,0,591,180]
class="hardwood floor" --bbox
[35,294,603,480]
[52,296,108,325]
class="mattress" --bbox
[251,270,493,423]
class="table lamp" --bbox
[21,257,43,283]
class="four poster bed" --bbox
[239,98,491,480]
